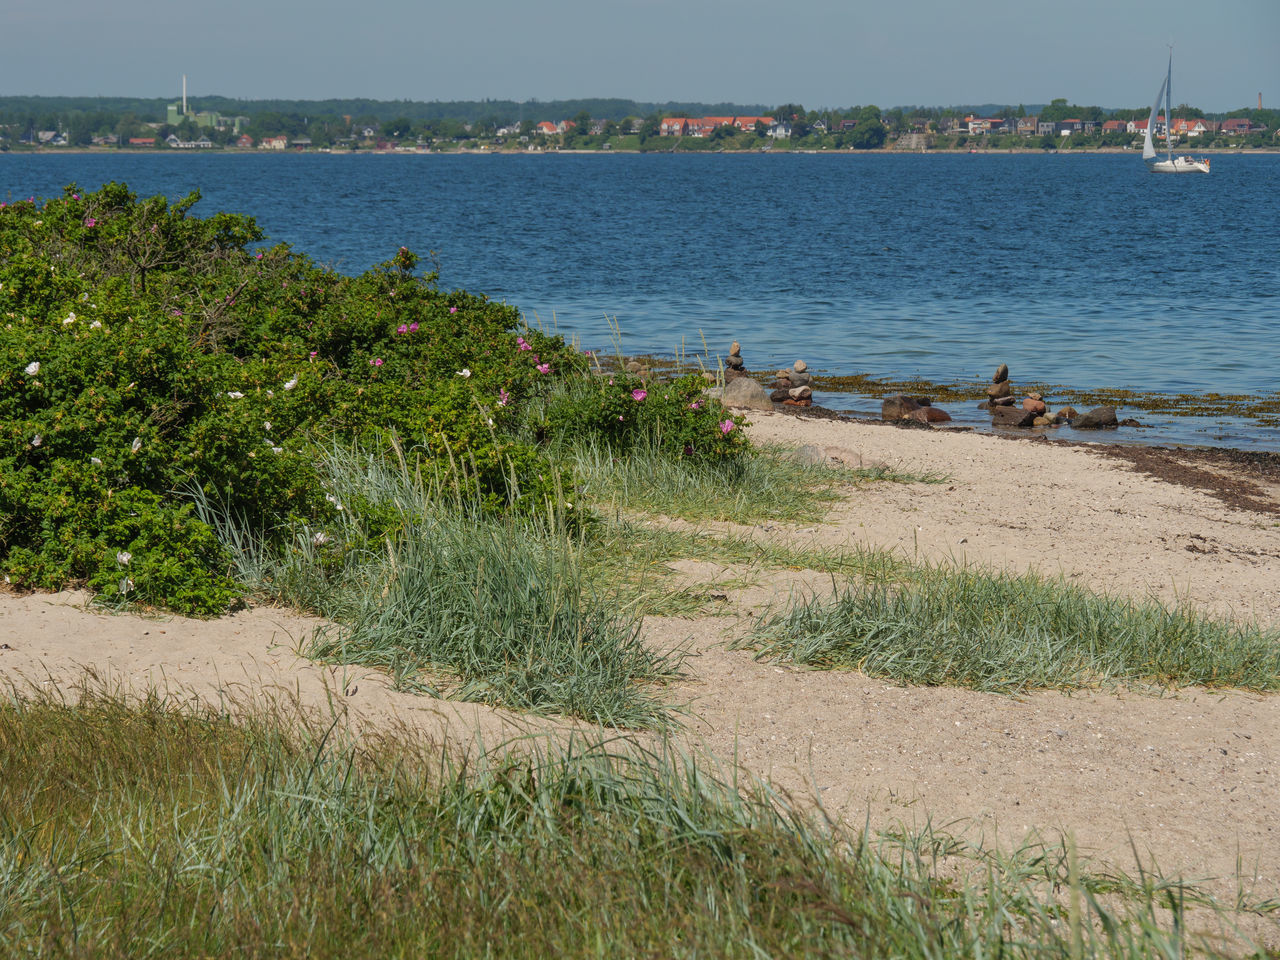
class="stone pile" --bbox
[725,342,748,381]
[981,362,1137,430]
[770,360,813,407]
[986,363,1014,406]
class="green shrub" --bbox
[543,370,746,461]
[1,184,747,615]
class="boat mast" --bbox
[1165,47,1174,163]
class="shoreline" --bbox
[7,145,1279,157]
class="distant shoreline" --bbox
[5,145,1278,158]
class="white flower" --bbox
[457,368,471,378]
[325,493,344,511]
[312,531,330,546]
[116,551,132,566]
[283,377,298,391]
[263,421,272,431]
[89,319,102,330]
[271,446,283,455]
[131,437,142,453]
[266,390,273,397]
[486,418,494,427]
[226,391,244,399]
[62,312,76,325]
[90,457,102,465]
[24,362,39,376]
[31,434,42,447]
[119,577,133,595]
[80,292,89,301]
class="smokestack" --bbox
[182,75,187,115]
[1260,92,1263,110]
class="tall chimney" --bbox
[183,75,187,115]
[1260,92,1263,110]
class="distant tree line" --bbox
[2,95,1274,150]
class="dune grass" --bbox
[567,435,940,524]
[738,563,1280,693]
[1,689,1266,958]
[202,442,682,730]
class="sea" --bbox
[4,151,1278,449]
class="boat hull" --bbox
[1147,156,1211,174]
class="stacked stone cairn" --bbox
[725,342,748,381]
[770,360,813,407]
[980,362,1124,428]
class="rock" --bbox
[987,380,1012,400]
[910,406,952,424]
[730,341,741,357]
[1073,405,1118,429]
[788,385,812,401]
[1022,398,1046,415]
[794,444,826,465]
[793,359,808,374]
[991,405,1036,427]
[722,376,774,411]
[1032,416,1054,426]
[625,360,642,374]
[783,397,812,407]
[881,394,922,420]
[1056,405,1078,421]
[1026,391,1043,401]
[991,395,1015,406]
[726,355,745,370]
[993,363,1009,383]
[769,388,791,402]
[1119,418,1142,428]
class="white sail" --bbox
[1142,75,1165,161]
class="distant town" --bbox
[2,92,1276,153]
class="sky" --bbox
[4,0,1277,113]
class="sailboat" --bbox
[1143,49,1210,173]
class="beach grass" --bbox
[0,688,1265,958]
[201,442,682,730]
[567,435,942,524]
[738,563,1280,693]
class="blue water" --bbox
[4,151,1279,448]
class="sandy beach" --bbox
[4,410,1278,910]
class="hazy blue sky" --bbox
[4,0,1276,112]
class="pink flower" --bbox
[536,362,551,374]
[83,217,97,227]
[397,324,408,334]
[631,389,647,401]
[516,337,532,351]
[255,252,263,260]
[449,306,458,314]
[498,388,510,406]
[617,415,624,421]
[689,400,703,410]
[408,322,418,332]
[309,351,317,361]
[71,193,80,200]
[719,419,735,435]
[370,358,383,367]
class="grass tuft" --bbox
[738,564,1280,693]
[568,437,917,523]
[203,441,683,729]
